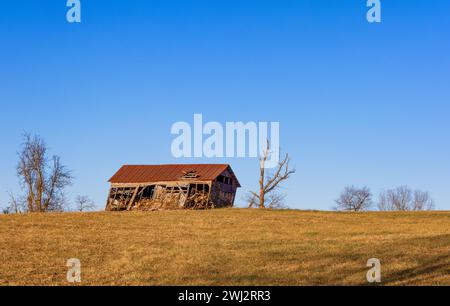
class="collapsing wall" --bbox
[105,181,233,211]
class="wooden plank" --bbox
[207,182,212,208]
[126,186,140,211]
[176,183,188,207]
[105,187,113,211]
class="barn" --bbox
[105,164,241,211]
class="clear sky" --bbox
[0,0,449,210]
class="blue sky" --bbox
[0,0,449,210]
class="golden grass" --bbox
[0,209,449,286]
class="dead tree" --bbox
[15,134,73,212]
[1,205,10,214]
[247,140,295,209]
[378,186,434,211]
[74,195,96,212]
[412,190,435,211]
[334,186,373,211]
[6,191,22,214]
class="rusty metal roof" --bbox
[108,164,241,187]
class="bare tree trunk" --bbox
[259,188,265,209]
[259,160,266,209]
[247,139,295,209]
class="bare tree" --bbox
[412,190,434,211]
[377,191,389,211]
[1,204,10,214]
[390,186,411,211]
[265,191,288,209]
[246,190,288,209]
[247,140,295,209]
[15,134,73,213]
[378,186,434,211]
[74,195,96,212]
[6,191,22,214]
[334,186,373,211]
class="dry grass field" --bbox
[0,209,449,286]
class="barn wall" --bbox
[209,169,238,208]
[106,181,214,211]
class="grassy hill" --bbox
[0,209,449,286]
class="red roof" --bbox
[108,164,240,186]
